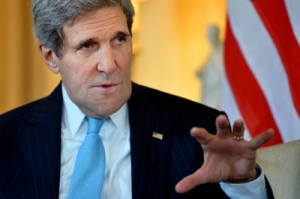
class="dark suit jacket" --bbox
[0,83,274,199]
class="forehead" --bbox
[62,6,128,41]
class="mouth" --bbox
[97,82,118,92]
[100,82,117,87]
[101,83,113,88]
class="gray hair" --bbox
[32,0,135,57]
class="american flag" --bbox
[221,0,300,147]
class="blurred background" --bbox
[1,1,300,197]
[0,0,226,114]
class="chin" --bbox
[86,88,131,117]
[90,101,125,118]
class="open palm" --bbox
[175,115,274,193]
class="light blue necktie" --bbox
[67,117,106,199]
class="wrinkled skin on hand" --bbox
[175,115,274,193]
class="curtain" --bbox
[0,1,60,114]
[0,0,226,114]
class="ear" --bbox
[39,44,60,74]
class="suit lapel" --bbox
[129,83,172,199]
[20,84,62,199]
[16,82,175,198]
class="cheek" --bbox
[61,57,93,79]
[118,52,132,73]
[115,44,132,68]
[59,63,91,95]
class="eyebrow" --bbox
[73,30,131,49]
[76,38,95,48]
[115,31,130,38]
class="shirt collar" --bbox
[109,103,128,133]
[62,85,128,137]
[62,85,85,137]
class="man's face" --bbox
[49,6,132,118]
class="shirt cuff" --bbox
[219,169,267,199]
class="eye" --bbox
[75,40,98,57]
[81,41,94,49]
[116,36,126,44]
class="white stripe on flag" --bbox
[220,73,252,141]
[224,0,300,143]
[285,0,300,46]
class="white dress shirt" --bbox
[59,86,132,199]
[59,86,267,199]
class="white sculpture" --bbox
[196,25,224,108]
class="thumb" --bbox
[175,172,206,193]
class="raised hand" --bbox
[175,114,274,193]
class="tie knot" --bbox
[87,117,105,134]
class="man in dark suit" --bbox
[0,0,274,198]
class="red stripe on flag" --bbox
[224,18,283,147]
[253,0,300,118]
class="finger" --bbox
[250,129,274,149]
[232,119,245,137]
[175,172,205,193]
[215,115,230,137]
[190,127,214,145]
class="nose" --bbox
[96,46,117,74]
